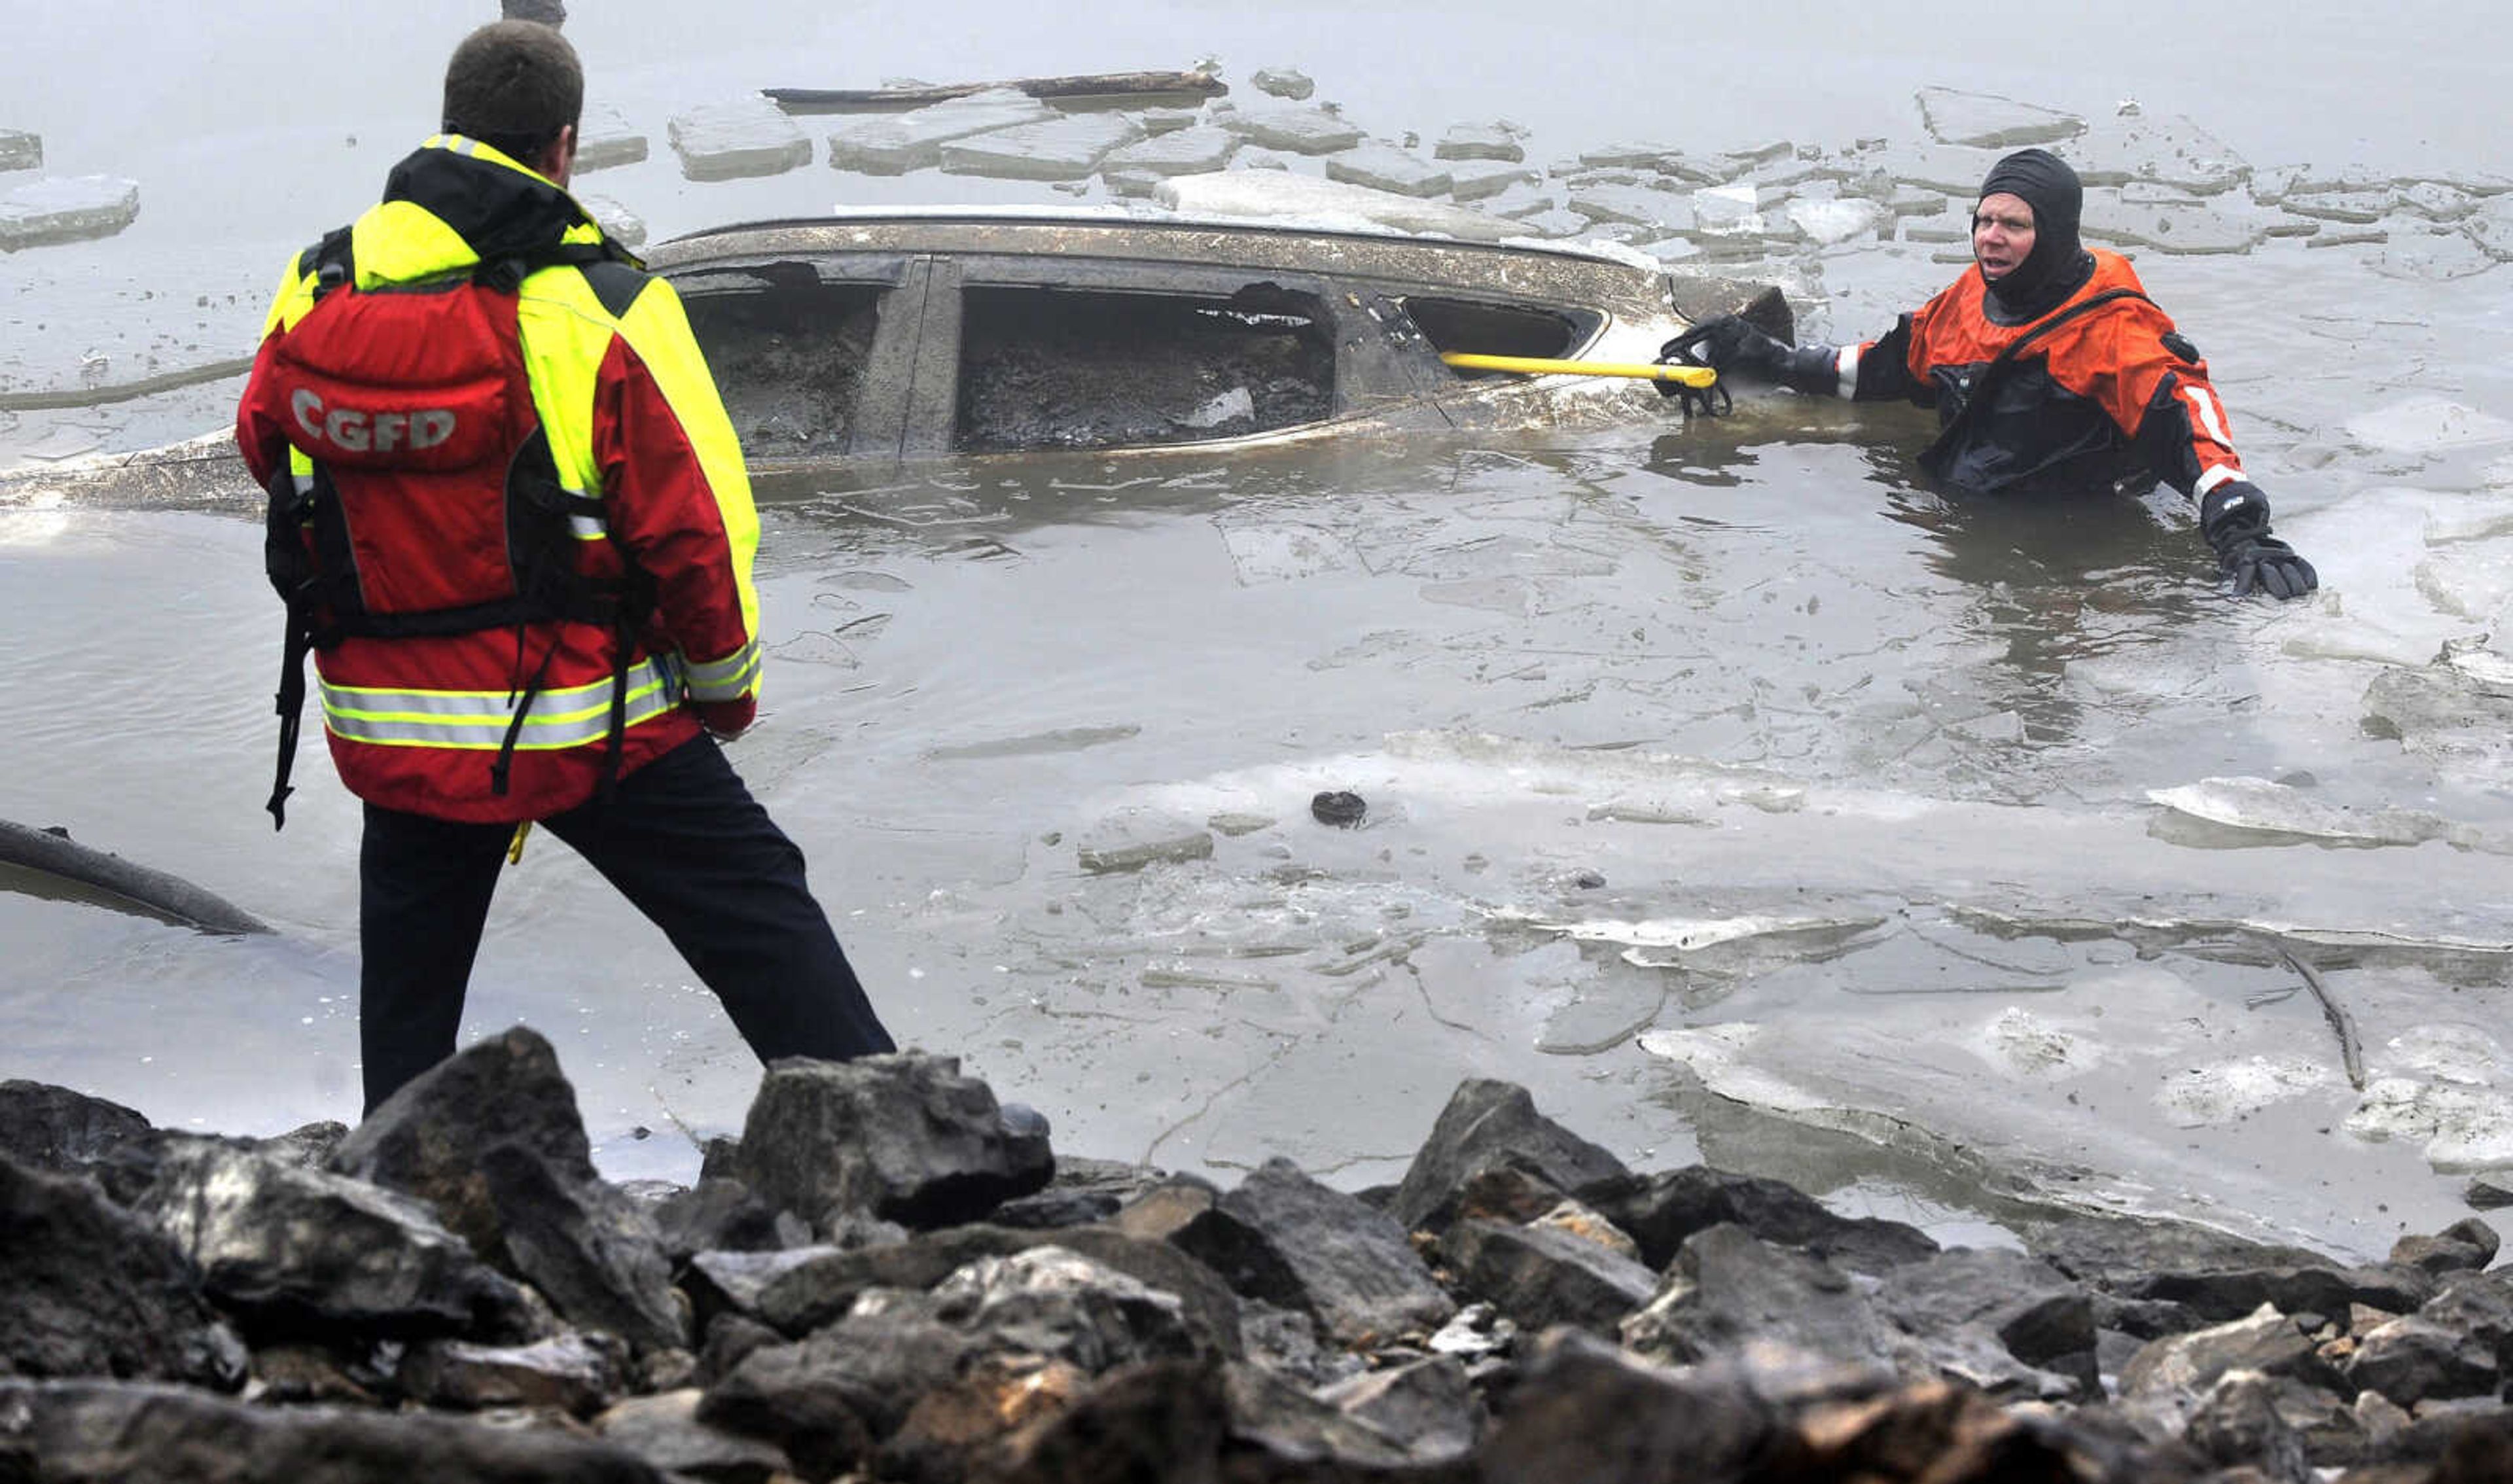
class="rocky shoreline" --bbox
[5,1030,2508,1482]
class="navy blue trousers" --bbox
[357,733,895,1113]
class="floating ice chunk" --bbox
[2069,111,2249,195]
[1914,86,2084,149]
[1217,107,1363,155]
[2423,493,2513,545]
[1249,67,1313,101]
[668,96,811,181]
[2080,188,2266,255]
[2362,660,2513,768]
[2385,1023,2506,1087]
[1219,520,1362,584]
[1787,198,1883,246]
[1445,160,1539,203]
[1537,911,1885,965]
[0,175,139,251]
[2345,1077,2513,1173]
[1970,1006,2097,1079]
[2367,226,2498,282]
[2145,776,2451,849]
[2283,188,2392,225]
[940,113,1144,181]
[1690,183,1764,235]
[2344,396,2513,454]
[577,193,645,250]
[1156,170,1527,243]
[1101,124,1239,177]
[1324,141,1450,198]
[1435,123,1525,164]
[825,88,1056,175]
[1075,808,1215,873]
[1566,183,1694,231]
[1137,108,1199,137]
[2466,198,2513,262]
[1636,1023,1835,1114]
[0,130,39,172]
[575,102,647,173]
[1179,385,1254,430]
[2156,1055,2337,1128]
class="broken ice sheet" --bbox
[667,96,812,181]
[574,102,647,173]
[1912,86,2084,150]
[1101,125,1240,178]
[2143,776,2455,849]
[938,113,1143,182]
[0,175,139,251]
[825,88,1055,175]
[1323,141,1450,198]
[1216,107,1365,156]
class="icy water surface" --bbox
[3,3,2510,1260]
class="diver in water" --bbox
[1666,147,2317,601]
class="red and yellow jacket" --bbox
[1834,250,2247,500]
[238,135,762,823]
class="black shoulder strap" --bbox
[305,226,355,302]
[1926,287,2151,460]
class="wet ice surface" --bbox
[3,16,2511,1260]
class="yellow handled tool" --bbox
[1439,351,1718,388]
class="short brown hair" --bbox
[441,21,582,161]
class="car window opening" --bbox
[955,285,1334,453]
[683,270,882,460]
[1401,297,1590,376]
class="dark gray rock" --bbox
[1220,1358,1416,1469]
[717,1222,1241,1356]
[1438,1218,1657,1337]
[988,1156,1164,1229]
[1389,1079,1628,1234]
[2344,1315,2502,1405]
[1580,1165,1938,1275]
[1476,1328,1778,1484]
[0,1152,243,1388]
[1106,1173,1221,1243]
[2118,1303,2332,1403]
[1316,1354,1479,1460]
[596,1388,793,1484]
[473,1141,687,1352]
[1171,1156,1453,1346]
[699,1298,972,1477]
[2032,1212,2433,1323]
[397,1332,624,1415]
[732,1053,1053,1229]
[132,1136,531,1342]
[1237,1299,1362,1389]
[2468,1175,2513,1210]
[683,1245,838,1334]
[2183,1371,2312,1483]
[1877,1246,2100,1396]
[2420,1271,2513,1368]
[1621,1223,1913,1374]
[2433,1411,2513,1483]
[0,1080,152,1174]
[931,1245,1199,1373]
[969,1354,1229,1484]
[327,1027,602,1229]
[649,1178,811,1263]
[325,1031,683,1351]
[2391,1217,2502,1277]
[0,1378,662,1483]
[696,1311,783,1386]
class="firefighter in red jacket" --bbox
[1668,147,2317,600]
[238,21,895,1112]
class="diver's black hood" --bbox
[1978,147,2090,321]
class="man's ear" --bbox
[537,123,577,186]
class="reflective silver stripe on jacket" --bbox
[679,639,761,703]
[320,658,682,749]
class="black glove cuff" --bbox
[1777,344,1842,397]
[2200,479,2272,540]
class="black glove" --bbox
[2201,480,2318,599]
[1658,314,1841,397]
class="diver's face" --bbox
[1973,192,2037,281]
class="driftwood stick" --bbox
[2277,945,2364,1090]
[765,70,1226,114]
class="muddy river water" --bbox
[3,3,2509,1262]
